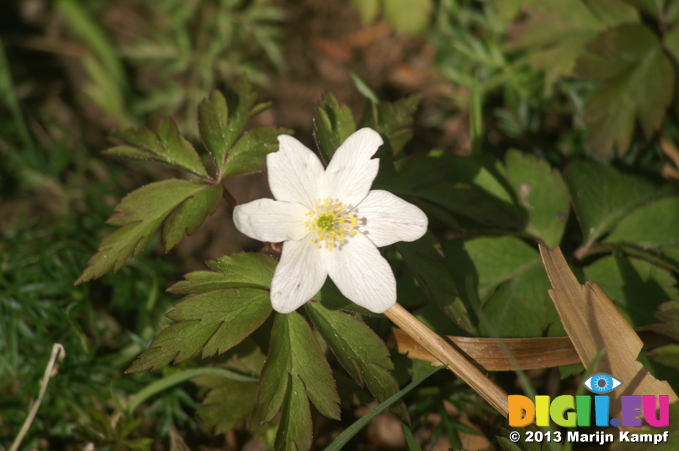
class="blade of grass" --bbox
[0,40,35,152]
[324,365,444,451]
[56,0,127,90]
[402,424,423,451]
[351,72,380,104]
[470,75,482,156]
[127,367,258,415]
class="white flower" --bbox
[233,128,428,314]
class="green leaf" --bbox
[646,301,679,371]
[584,255,679,327]
[168,253,278,294]
[198,81,274,177]
[198,91,229,172]
[359,94,420,157]
[107,117,208,177]
[194,378,259,434]
[221,126,292,177]
[126,288,272,372]
[305,302,409,421]
[351,72,380,104]
[275,375,313,451]
[649,300,679,341]
[396,233,475,334]
[505,150,570,247]
[646,345,679,371]
[162,183,223,251]
[382,0,433,35]
[564,160,675,244]
[257,312,340,424]
[621,0,664,18]
[374,155,521,229]
[575,23,674,155]
[605,197,679,248]
[313,92,356,165]
[664,25,679,64]
[443,236,562,337]
[508,0,639,86]
[76,180,210,283]
[350,0,380,23]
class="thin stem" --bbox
[10,344,65,451]
[384,303,509,417]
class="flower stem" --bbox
[384,303,509,417]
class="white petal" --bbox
[267,135,325,209]
[233,199,309,242]
[323,232,396,313]
[322,128,383,206]
[271,239,328,313]
[355,190,428,247]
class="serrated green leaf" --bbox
[76,180,209,283]
[584,255,679,327]
[575,23,674,155]
[162,183,223,251]
[257,312,340,423]
[605,197,679,248]
[444,236,562,337]
[126,288,272,372]
[564,160,674,244]
[198,81,273,178]
[382,0,433,35]
[198,90,229,172]
[194,378,258,434]
[168,253,278,294]
[313,93,356,165]
[221,126,291,177]
[646,345,679,371]
[304,302,409,421]
[649,300,679,341]
[107,118,208,177]
[508,0,638,86]
[275,375,312,451]
[396,233,475,335]
[359,94,419,157]
[505,150,570,247]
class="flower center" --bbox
[304,199,359,251]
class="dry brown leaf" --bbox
[390,329,670,371]
[539,245,678,418]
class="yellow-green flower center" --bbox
[304,199,359,251]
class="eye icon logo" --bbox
[582,373,623,394]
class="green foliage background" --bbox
[3,0,679,450]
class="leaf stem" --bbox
[384,303,509,417]
[127,367,258,415]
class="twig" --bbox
[10,343,66,451]
[384,303,509,417]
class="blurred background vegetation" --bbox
[2,0,679,450]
